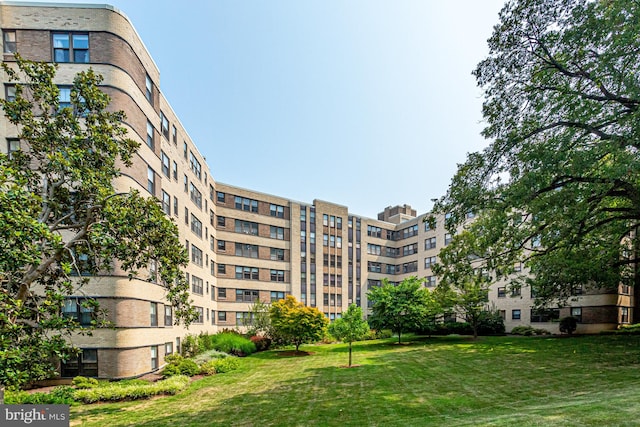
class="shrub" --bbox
[192,349,229,364]
[178,359,200,377]
[511,325,536,336]
[212,357,239,373]
[250,335,272,352]
[161,363,182,378]
[181,334,200,357]
[164,353,184,365]
[73,375,190,404]
[211,332,256,356]
[199,360,218,376]
[198,332,216,352]
[5,386,76,405]
[614,324,640,335]
[559,316,578,335]
[477,310,506,335]
[534,328,551,335]
[72,376,99,389]
[365,329,393,340]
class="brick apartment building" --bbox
[0,2,635,379]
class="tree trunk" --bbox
[295,342,300,352]
[397,330,402,344]
[348,342,352,367]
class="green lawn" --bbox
[70,334,640,426]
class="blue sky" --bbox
[46,0,506,218]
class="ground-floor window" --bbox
[61,349,98,377]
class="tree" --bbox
[433,230,492,339]
[0,57,196,390]
[367,277,441,344]
[246,300,271,337]
[269,296,328,352]
[559,316,578,335]
[328,304,370,367]
[433,0,640,305]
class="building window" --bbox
[165,342,173,356]
[621,307,630,324]
[497,287,506,298]
[195,307,204,324]
[191,244,203,266]
[146,120,154,149]
[172,160,178,180]
[425,276,436,287]
[425,237,437,250]
[270,226,284,240]
[271,248,285,261]
[3,30,16,54]
[236,312,253,327]
[268,291,285,303]
[571,307,582,323]
[218,311,227,322]
[161,191,171,215]
[150,302,158,326]
[191,275,203,295]
[52,32,89,63]
[5,85,16,102]
[189,183,202,209]
[147,167,155,194]
[218,288,227,299]
[164,305,173,326]
[236,289,259,302]
[235,266,259,280]
[235,220,258,235]
[172,125,177,144]
[62,298,94,326]
[7,138,20,159]
[217,240,226,252]
[424,256,436,269]
[217,192,226,203]
[145,74,153,102]
[190,214,202,237]
[217,216,226,227]
[189,152,202,180]
[512,309,521,320]
[58,86,71,109]
[160,112,169,139]
[270,269,285,282]
[270,204,285,218]
[61,348,98,378]
[236,243,258,258]
[531,308,559,323]
[367,244,381,255]
[511,285,521,297]
[173,196,178,216]
[235,196,258,212]
[444,233,453,245]
[161,152,170,177]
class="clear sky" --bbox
[41,0,507,219]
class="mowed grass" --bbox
[71,334,640,427]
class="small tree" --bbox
[328,304,370,367]
[559,316,578,335]
[246,300,271,337]
[269,296,328,352]
[368,277,441,344]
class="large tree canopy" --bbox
[434,0,640,303]
[0,57,195,389]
